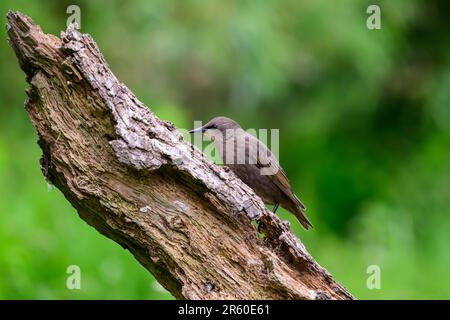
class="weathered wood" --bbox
[6,11,353,300]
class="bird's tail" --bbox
[289,195,313,230]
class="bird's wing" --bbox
[242,133,311,228]
[264,161,306,210]
[249,134,306,211]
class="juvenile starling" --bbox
[189,116,312,229]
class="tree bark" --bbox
[6,11,354,300]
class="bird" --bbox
[189,116,312,230]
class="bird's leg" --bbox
[272,203,280,213]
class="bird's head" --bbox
[189,116,242,141]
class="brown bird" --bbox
[189,116,312,229]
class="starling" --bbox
[189,116,312,230]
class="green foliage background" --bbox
[0,0,449,299]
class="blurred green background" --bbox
[1,0,449,299]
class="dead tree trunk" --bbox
[6,11,353,300]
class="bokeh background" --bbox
[1,0,449,299]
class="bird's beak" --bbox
[188,126,206,134]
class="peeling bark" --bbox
[6,11,354,300]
